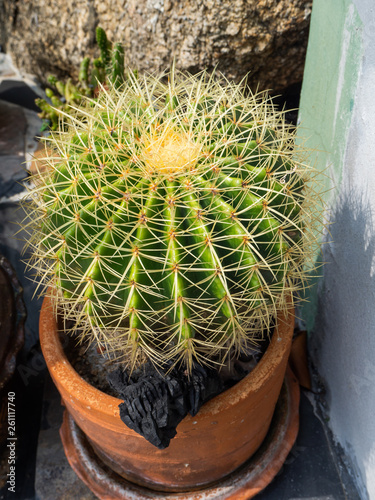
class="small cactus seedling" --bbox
[36,27,126,130]
[25,70,321,373]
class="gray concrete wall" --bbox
[298,0,375,498]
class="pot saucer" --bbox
[60,367,300,500]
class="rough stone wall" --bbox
[1,0,312,92]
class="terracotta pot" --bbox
[39,293,295,492]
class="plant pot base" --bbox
[60,367,300,500]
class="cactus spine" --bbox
[26,70,321,372]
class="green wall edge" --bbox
[297,0,363,331]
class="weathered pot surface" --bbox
[39,293,295,492]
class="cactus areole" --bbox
[26,70,318,373]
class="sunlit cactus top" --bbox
[25,69,320,372]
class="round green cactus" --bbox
[25,70,321,372]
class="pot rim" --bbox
[39,292,294,419]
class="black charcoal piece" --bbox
[188,363,224,416]
[108,360,224,448]
[117,368,185,449]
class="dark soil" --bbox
[63,331,272,400]
[62,335,120,397]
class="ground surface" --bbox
[0,54,362,500]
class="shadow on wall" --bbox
[309,187,375,499]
